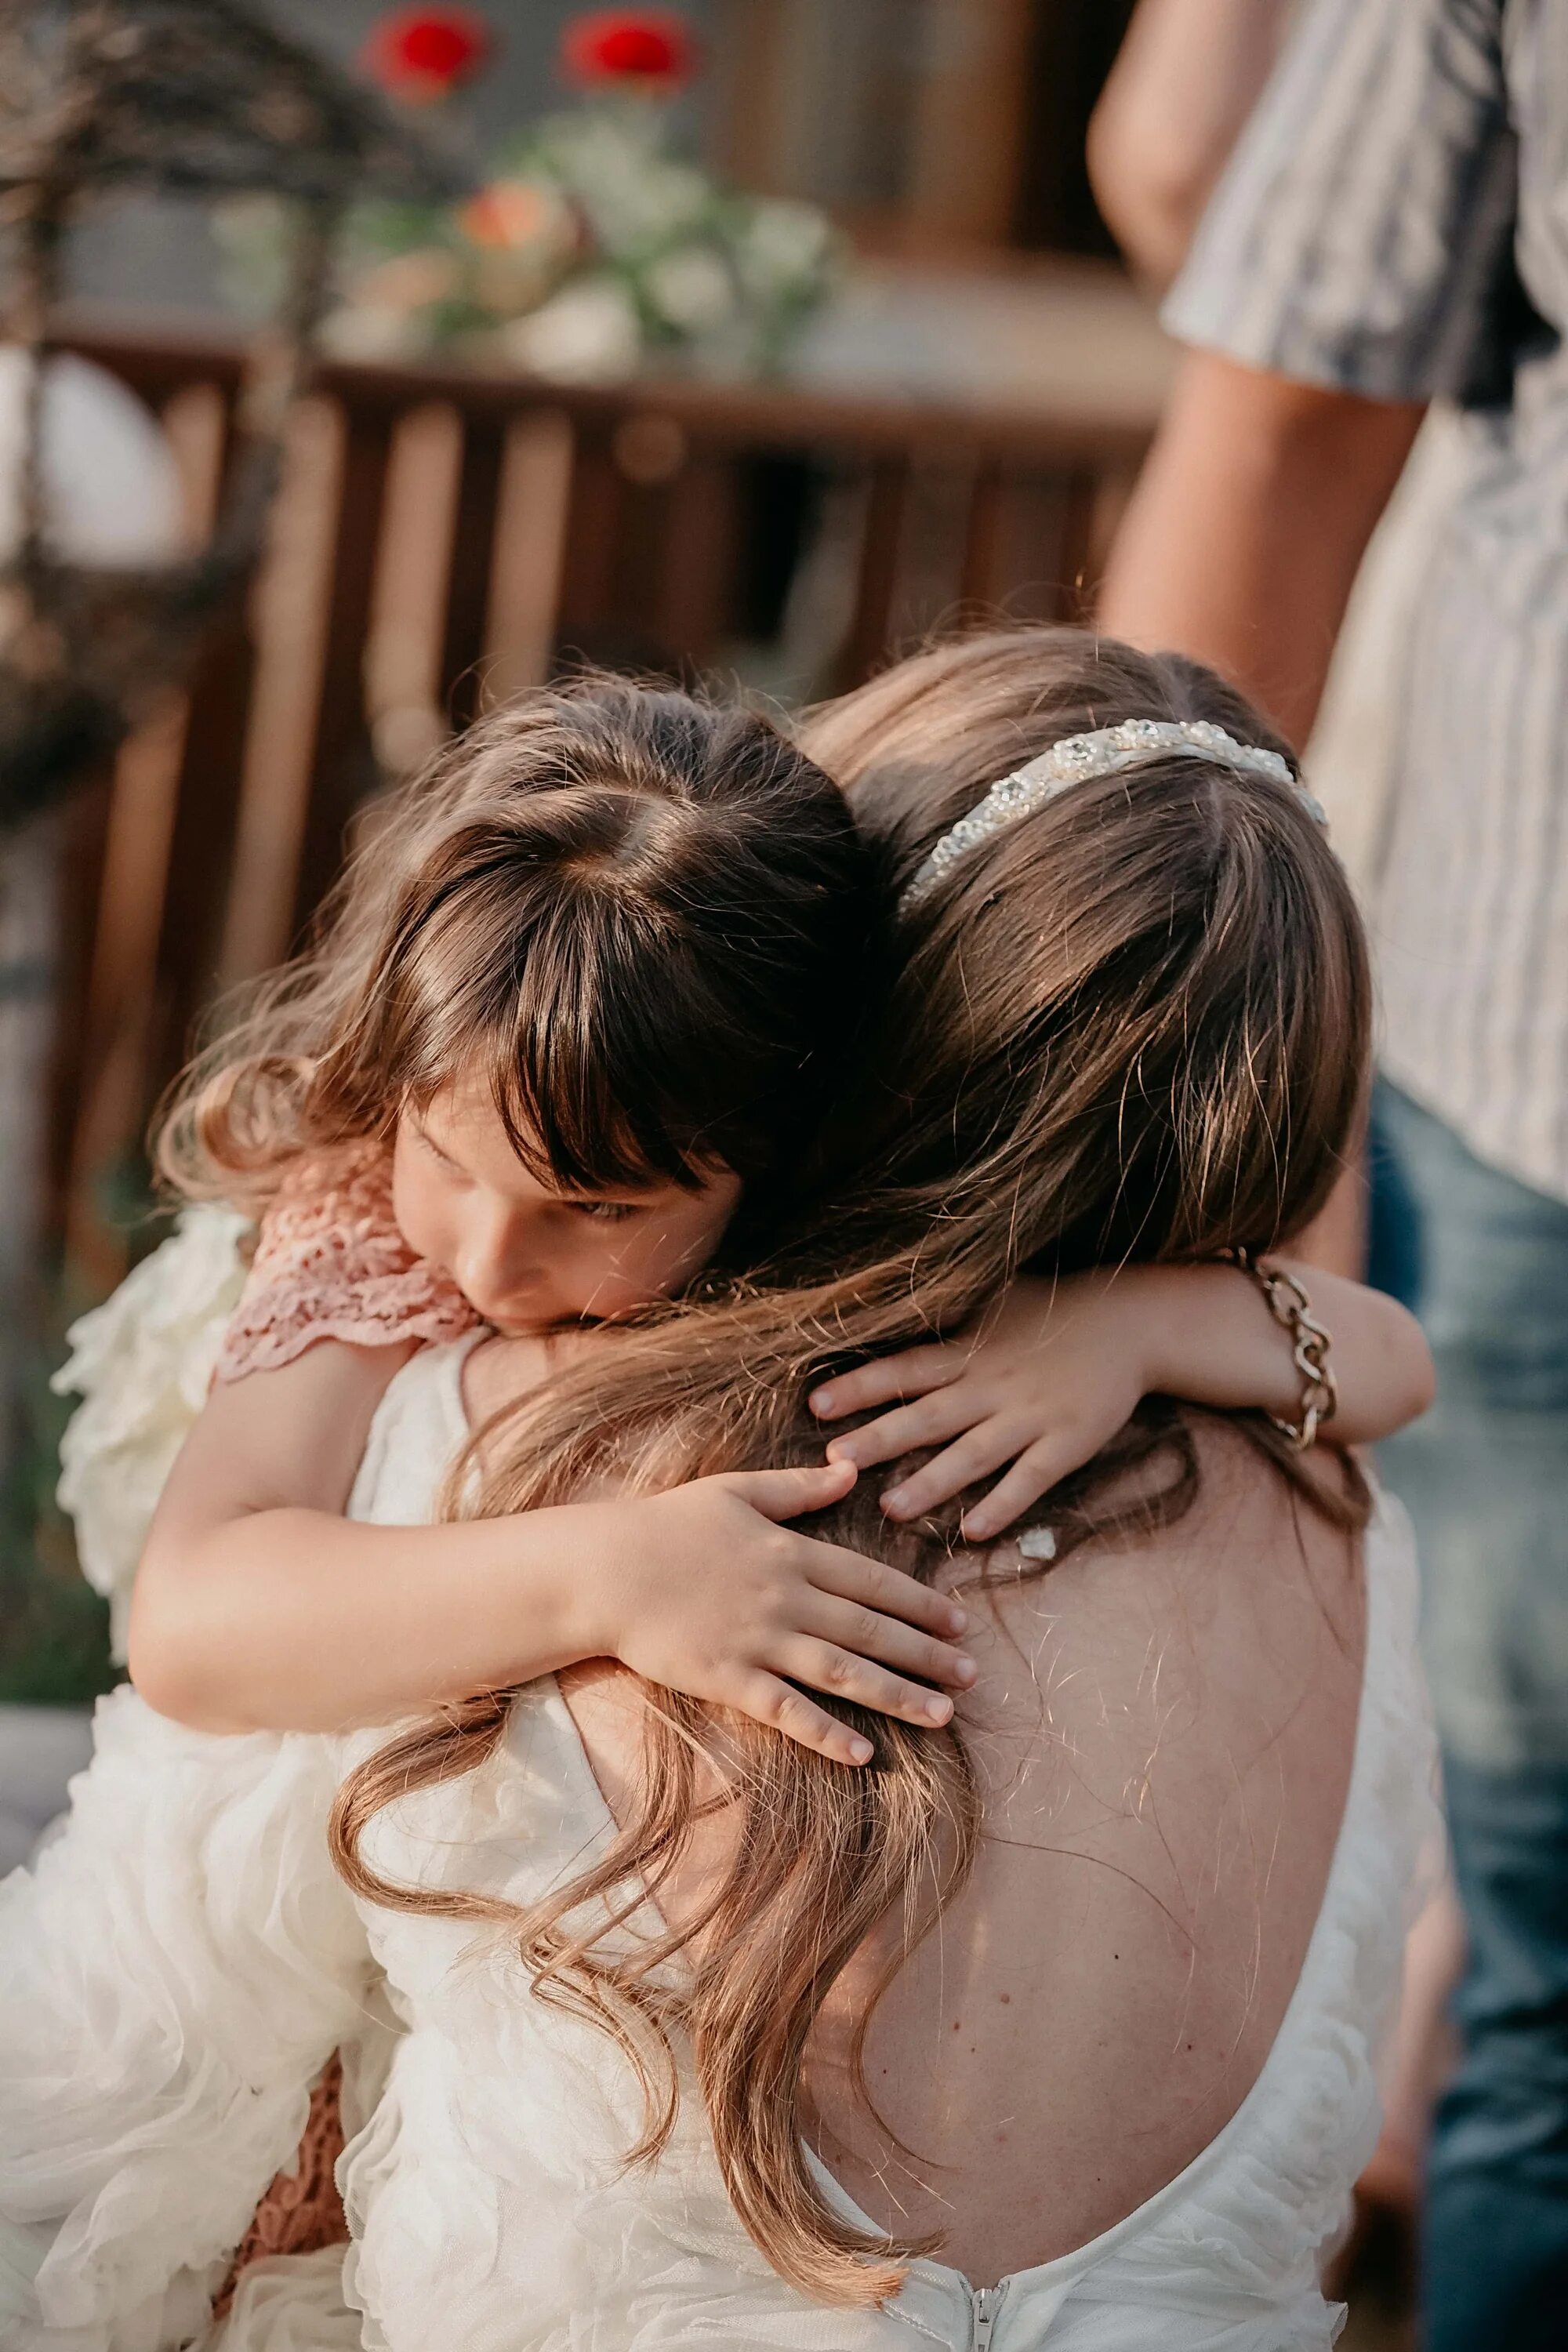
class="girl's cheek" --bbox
[641,1213,723,1296]
[577,1229,680,1314]
[587,1236,659,1308]
[390,1149,443,1268]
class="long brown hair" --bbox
[330,629,1374,2307]
[156,673,884,1254]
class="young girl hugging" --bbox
[113,675,974,1765]
[1,628,1438,2350]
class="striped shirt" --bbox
[1167,0,1568,1203]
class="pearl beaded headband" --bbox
[898,717,1328,913]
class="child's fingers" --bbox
[880,1418,1029,1521]
[730,1671,877,1766]
[808,1345,960,1420]
[804,1592,975,1689]
[726,1460,858,1520]
[959,1438,1076,1542]
[802,1537,967,1637]
[772,1638,956,1730]
[823,1384,982,1471]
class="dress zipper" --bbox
[970,2283,1003,2349]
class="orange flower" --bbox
[560,9,696,90]
[361,9,494,103]
[459,180,560,252]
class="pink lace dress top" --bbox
[215,1138,481,1383]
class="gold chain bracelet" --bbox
[1225,1249,1338,1450]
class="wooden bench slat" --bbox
[289,401,397,945]
[480,409,575,710]
[215,395,348,991]
[834,456,910,691]
[439,420,507,731]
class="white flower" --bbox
[500,278,643,384]
[52,1205,252,1661]
[593,158,711,254]
[643,245,735,332]
[735,201,833,301]
[535,115,710,256]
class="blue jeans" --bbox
[1373,1084,1568,2350]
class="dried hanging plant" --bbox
[0,0,470,823]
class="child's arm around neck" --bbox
[811,1260,1435,1540]
[127,1334,974,1759]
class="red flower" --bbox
[361,9,494,101]
[561,9,697,89]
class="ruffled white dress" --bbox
[2,1301,1441,2350]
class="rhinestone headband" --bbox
[898,717,1328,913]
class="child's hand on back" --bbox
[809,1274,1146,1544]
[581,1461,975,1769]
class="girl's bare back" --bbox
[804,1421,1364,2281]
[466,1336,1367,2288]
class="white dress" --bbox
[0,1335,1441,2352]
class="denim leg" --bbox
[1422,1759,1568,2352]
[1375,1086,1568,1772]
[1370,1085,1568,2349]
[1366,1082,1425,1311]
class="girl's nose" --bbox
[455,1208,534,1316]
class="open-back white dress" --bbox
[0,1336,1440,2352]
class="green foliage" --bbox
[0,1174,173,1706]
[0,1338,116,1707]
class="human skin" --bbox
[1087,0,1294,289]
[1098,349,1425,749]
[130,1083,973,1760]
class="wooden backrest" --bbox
[53,318,1153,1282]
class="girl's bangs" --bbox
[398,991,715,1200]
[490,1014,711,1197]
[390,865,726,1197]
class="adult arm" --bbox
[1099,354,1425,747]
[1100,0,1512,743]
[1087,0,1293,289]
[1098,358,1419,1276]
